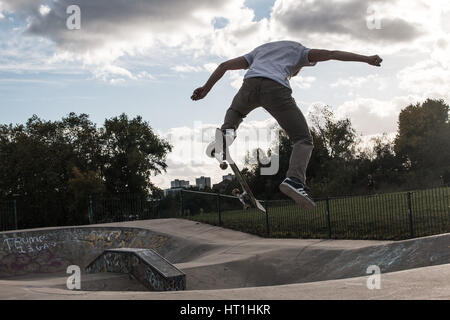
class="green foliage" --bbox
[309,105,357,160]
[241,100,449,199]
[102,114,172,196]
[395,99,450,174]
[0,113,171,228]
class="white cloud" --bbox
[171,65,204,73]
[136,71,155,80]
[4,0,447,87]
[329,74,388,98]
[331,74,382,89]
[39,5,50,16]
[1,0,258,80]
[228,70,245,89]
[291,75,316,89]
[334,95,423,136]
[93,64,134,82]
[204,63,218,73]
[109,78,125,85]
[398,61,450,101]
[397,36,450,101]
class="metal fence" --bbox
[179,187,450,240]
[0,194,165,231]
[89,194,163,224]
[1,187,448,240]
[0,200,17,232]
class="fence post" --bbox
[88,195,94,224]
[180,189,185,216]
[13,199,18,230]
[407,192,414,238]
[157,199,161,219]
[265,201,270,237]
[326,197,332,239]
[217,193,222,226]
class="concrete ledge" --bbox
[86,248,186,291]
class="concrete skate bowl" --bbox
[176,233,450,290]
[1,220,450,293]
[0,226,207,284]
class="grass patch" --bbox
[186,187,450,240]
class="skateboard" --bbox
[208,129,266,214]
[232,189,252,210]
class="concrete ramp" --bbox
[86,248,186,291]
[1,219,450,299]
[0,226,175,278]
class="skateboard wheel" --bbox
[220,162,228,170]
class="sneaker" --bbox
[206,128,236,158]
[279,177,316,210]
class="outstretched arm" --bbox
[191,57,249,101]
[308,49,383,66]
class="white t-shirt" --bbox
[243,41,314,89]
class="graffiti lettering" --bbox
[3,236,57,254]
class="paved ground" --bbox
[1,263,449,300]
[1,219,449,299]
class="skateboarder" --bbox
[191,40,382,210]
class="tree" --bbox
[353,134,403,192]
[102,114,172,196]
[394,99,450,172]
[308,105,357,161]
[0,113,172,228]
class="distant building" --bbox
[222,174,235,181]
[164,179,189,197]
[195,176,211,190]
[170,179,190,189]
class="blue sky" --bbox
[1,0,449,188]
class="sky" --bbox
[0,0,449,189]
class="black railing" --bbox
[0,194,165,231]
[89,194,162,224]
[180,187,450,240]
[0,200,16,232]
[1,187,449,241]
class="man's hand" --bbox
[190,56,248,101]
[366,55,383,67]
[191,86,210,101]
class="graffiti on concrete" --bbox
[3,235,57,254]
[0,227,170,278]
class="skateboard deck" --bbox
[212,129,266,214]
[229,162,266,213]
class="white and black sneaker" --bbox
[279,177,316,210]
[206,128,236,159]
